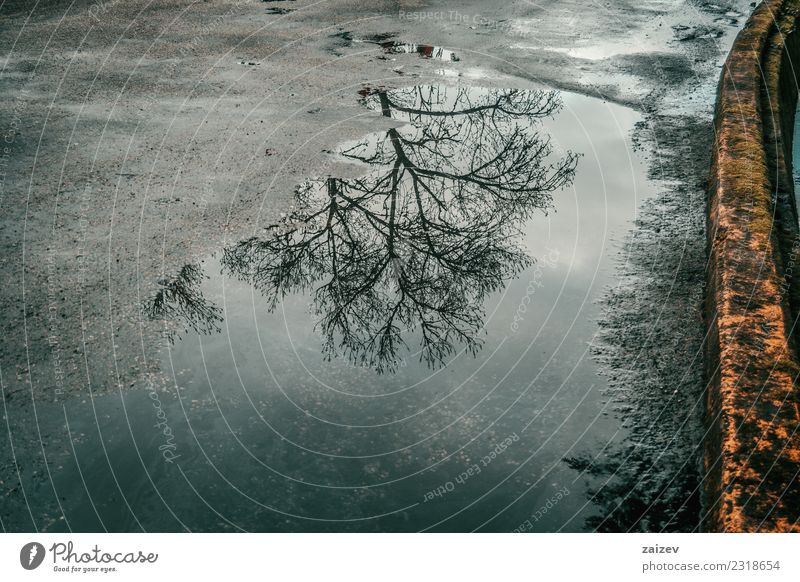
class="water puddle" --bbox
[794,104,800,204]
[380,42,460,61]
[6,84,658,532]
[330,32,458,61]
[791,108,800,231]
[509,7,731,62]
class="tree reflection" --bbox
[222,85,578,372]
[564,444,701,532]
[144,263,222,340]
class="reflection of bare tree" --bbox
[565,444,701,532]
[144,263,222,340]
[223,86,578,372]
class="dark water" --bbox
[794,106,800,203]
[2,85,657,532]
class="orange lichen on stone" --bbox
[705,0,800,532]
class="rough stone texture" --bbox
[705,0,800,532]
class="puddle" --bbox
[329,33,458,61]
[509,19,676,61]
[794,104,800,207]
[509,12,727,61]
[673,25,724,42]
[380,42,460,61]
[5,85,659,532]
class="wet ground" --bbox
[0,0,752,531]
